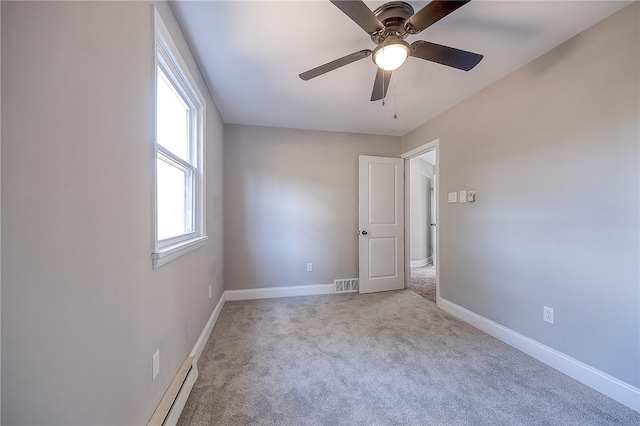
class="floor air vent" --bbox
[334,278,359,293]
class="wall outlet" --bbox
[306,263,313,272]
[152,350,160,380]
[459,191,467,202]
[448,192,457,203]
[208,285,212,299]
[543,306,554,324]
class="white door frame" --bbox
[401,139,440,304]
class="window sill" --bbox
[152,236,208,269]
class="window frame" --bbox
[152,8,207,269]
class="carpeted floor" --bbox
[178,290,639,425]
[409,263,436,302]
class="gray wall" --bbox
[409,158,425,262]
[1,2,224,424]
[422,160,435,259]
[409,158,426,262]
[0,3,3,419]
[402,3,639,387]
[410,158,435,263]
[224,124,400,290]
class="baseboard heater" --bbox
[148,356,198,426]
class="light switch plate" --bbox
[448,192,457,203]
[459,191,467,202]
[467,191,476,202]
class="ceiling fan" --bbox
[299,0,484,101]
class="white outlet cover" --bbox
[459,191,467,202]
[543,307,554,324]
[448,192,457,203]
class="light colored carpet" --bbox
[178,290,639,425]
[410,264,436,302]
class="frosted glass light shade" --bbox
[374,43,409,71]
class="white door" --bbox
[358,155,405,293]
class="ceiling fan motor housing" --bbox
[371,1,415,44]
[299,0,483,101]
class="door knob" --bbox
[360,230,368,235]
[430,223,436,226]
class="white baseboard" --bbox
[437,297,640,413]
[410,257,432,268]
[189,291,226,362]
[225,284,334,301]
[410,258,427,267]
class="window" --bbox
[152,9,207,269]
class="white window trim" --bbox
[152,7,207,269]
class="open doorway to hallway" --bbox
[408,149,436,303]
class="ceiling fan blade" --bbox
[410,40,483,71]
[371,68,392,102]
[299,49,372,81]
[405,0,471,34]
[330,0,384,35]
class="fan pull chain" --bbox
[382,72,388,107]
[393,72,398,120]
[382,49,386,106]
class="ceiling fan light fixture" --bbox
[373,40,410,71]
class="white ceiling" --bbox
[171,0,630,136]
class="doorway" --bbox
[402,140,439,304]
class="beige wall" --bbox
[403,3,639,387]
[1,2,224,424]
[224,124,400,290]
